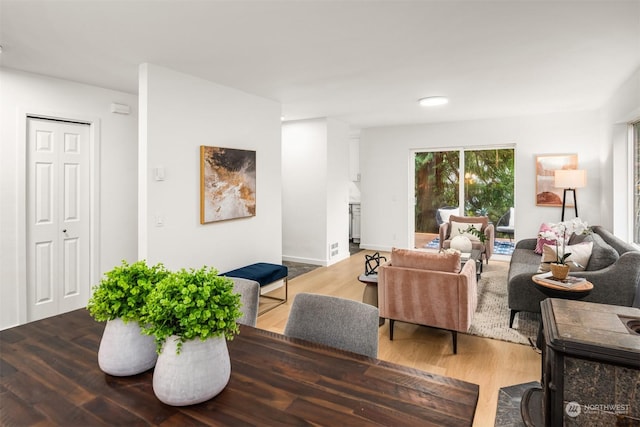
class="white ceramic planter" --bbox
[98,318,158,376]
[153,334,230,406]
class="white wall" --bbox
[138,64,282,271]
[599,67,640,240]
[359,111,603,251]
[0,68,138,329]
[282,118,350,265]
[282,120,328,264]
[326,118,351,263]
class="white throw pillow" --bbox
[539,242,593,272]
[449,221,483,241]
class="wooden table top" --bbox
[0,309,479,426]
[532,274,594,293]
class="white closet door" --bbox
[27,117,91,322]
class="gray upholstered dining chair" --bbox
[284,293,379,358]
[230,277,260,327]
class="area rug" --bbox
[282,261,321,280]
[468,261,540,346]
[424,237,515,255]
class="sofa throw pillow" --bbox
[569,232,619,271]
[391,248,461,273]
[538,242,593,273]
[535,223,557,254]
[449,221,483,241]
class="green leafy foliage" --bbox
[556,251,573,265]
[415,149,514,233]
[86,260,169,323]
[461,225,487,243]
[141,266,242,353]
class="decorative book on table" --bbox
[533,272,586,289]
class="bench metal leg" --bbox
[258,277,288,315]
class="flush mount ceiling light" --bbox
[419,96,449,107]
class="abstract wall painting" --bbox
[535,154,578,207]
[200,146,256,223]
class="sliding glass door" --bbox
[415,151,460,233]
[414,147,514,247]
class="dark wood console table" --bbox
[1,309,479,426]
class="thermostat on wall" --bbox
[110,103,131,115]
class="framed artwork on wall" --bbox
[535,154,578,207]
[200,146,256,223]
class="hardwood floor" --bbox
[258,250,541,427]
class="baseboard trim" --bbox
[358,243,392,252]
[282,255,326,266]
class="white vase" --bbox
[152,334,231,406]
[98,318,158,376]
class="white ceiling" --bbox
[1,0,639,129]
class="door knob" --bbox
[62,229,67,233]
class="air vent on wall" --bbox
[330,242,339,258]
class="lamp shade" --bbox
[554,169,586,189]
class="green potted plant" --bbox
[141,266,243,406]
[462,224,487,243]
[87,260,169,376]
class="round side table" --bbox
[532,275,593,300]
[357,274,385,326]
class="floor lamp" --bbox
[554,169,587,221]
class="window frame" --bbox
[630,120,640,247]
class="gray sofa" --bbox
[508,225,640,327]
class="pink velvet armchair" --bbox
[439,215,495,264]
[378,248,478,354]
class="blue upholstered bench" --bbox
[222,263,288,315]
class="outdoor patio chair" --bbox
[496,207,515,241]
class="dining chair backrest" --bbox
[284,293,379,358]
[231,277,260,327]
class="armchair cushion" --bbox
[444,215,489,238]
[391,248,461,273]
[450,221,484,241]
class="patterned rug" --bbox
[425,237,515,255]
[283,261,320,280]
[468,261,540,346]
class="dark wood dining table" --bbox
[0,309,479,426]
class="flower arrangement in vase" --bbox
[538,218,591,280]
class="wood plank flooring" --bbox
[258,250,541,427]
